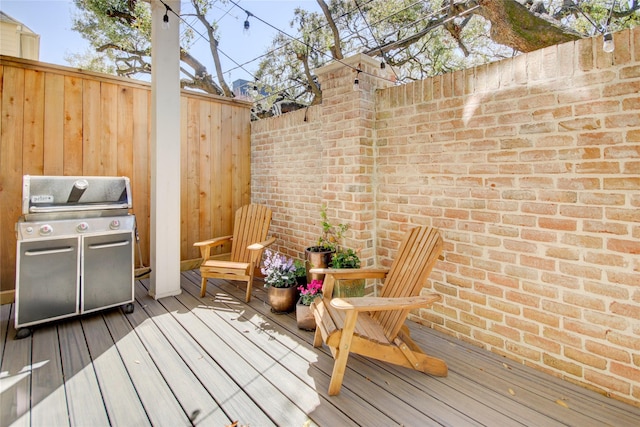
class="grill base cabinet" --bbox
[15,229,135,338]
[16,237,80,326]
[14,175,137,339]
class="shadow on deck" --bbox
[1,270,639,426]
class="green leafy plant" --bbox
[293,258,307,286]
[330,248,361,269]
[308,205,349,252]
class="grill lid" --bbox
[22,175,132,215]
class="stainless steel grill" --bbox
[15,175,136,338]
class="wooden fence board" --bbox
[0,57,252,293]
[100,81,118,176]
[185,98,200,260]
[199,100,212,254]
[82,79,101,175]
[132,88,150,267]
[116,86,134,183]
[63,75,83,176]
[0,66,24,292]
[23,69,45,174]
[43,73,64,175]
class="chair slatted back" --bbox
[230,204,272,262]
[374,226,443,340]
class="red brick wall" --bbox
[251,28,640,406]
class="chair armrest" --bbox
[248,236,276,251]
[308,267,389,280]
[193,235,233,248]
[194,235,233,261]
[330,294,442,312]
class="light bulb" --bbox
[603,32,614,53]
[243,12,251,36]
[162,12,170,30]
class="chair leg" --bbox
[245,269,255,303]
[328,346,351,396]
[245,280,252,303]
[313,327,323,348]
[200,276,207,297]
[327,310,358,396]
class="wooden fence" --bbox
[0,56,252,297]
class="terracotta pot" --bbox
[305,247,334,283]
[268,286,297,313]
[296,298,317,330]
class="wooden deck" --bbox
[2,271,639,427]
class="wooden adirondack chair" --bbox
[194,204,276,302]
[310,225,448,395]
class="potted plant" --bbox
[330,248,365,297]
[293,259,307,286]
[261,249,299,313]
[296,279,323,330]
[305,205,350,283]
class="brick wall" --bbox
[251,28,640,406]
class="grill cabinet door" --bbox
[16,237,80,327]
[82,231,134,313]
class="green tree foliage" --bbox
[68,0,639,110]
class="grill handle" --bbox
[88,241,130,250]
[25,247,74,256]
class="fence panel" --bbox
[0,56,252,296]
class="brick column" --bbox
[315,54,394,266]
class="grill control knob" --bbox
[77,222,89,232]
[39,224,53,236]
[110,219,121,230]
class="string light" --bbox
[352,0,398,80]
[161,4,170,30]
[603,32,614,53]
[159,0,440,104]
[602,0,616,53]
[244,11,252,35]
[158,0,259,84]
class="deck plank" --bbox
[30,324,69,426]
[101,307,191,426]
[200,275,516,427]
[133,281,277,427]
[57,320,110,426]
[0,304,31,427]
[81,314,151,426]
[177,275,391,427]
[193,270,640,427]
[0,303,10,361]
[2,270,640,427]
[184,273,482,427]
[145,279,313,427]
[126,290,232,426]
[409,325,640,427]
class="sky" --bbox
[0,0,322,84]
